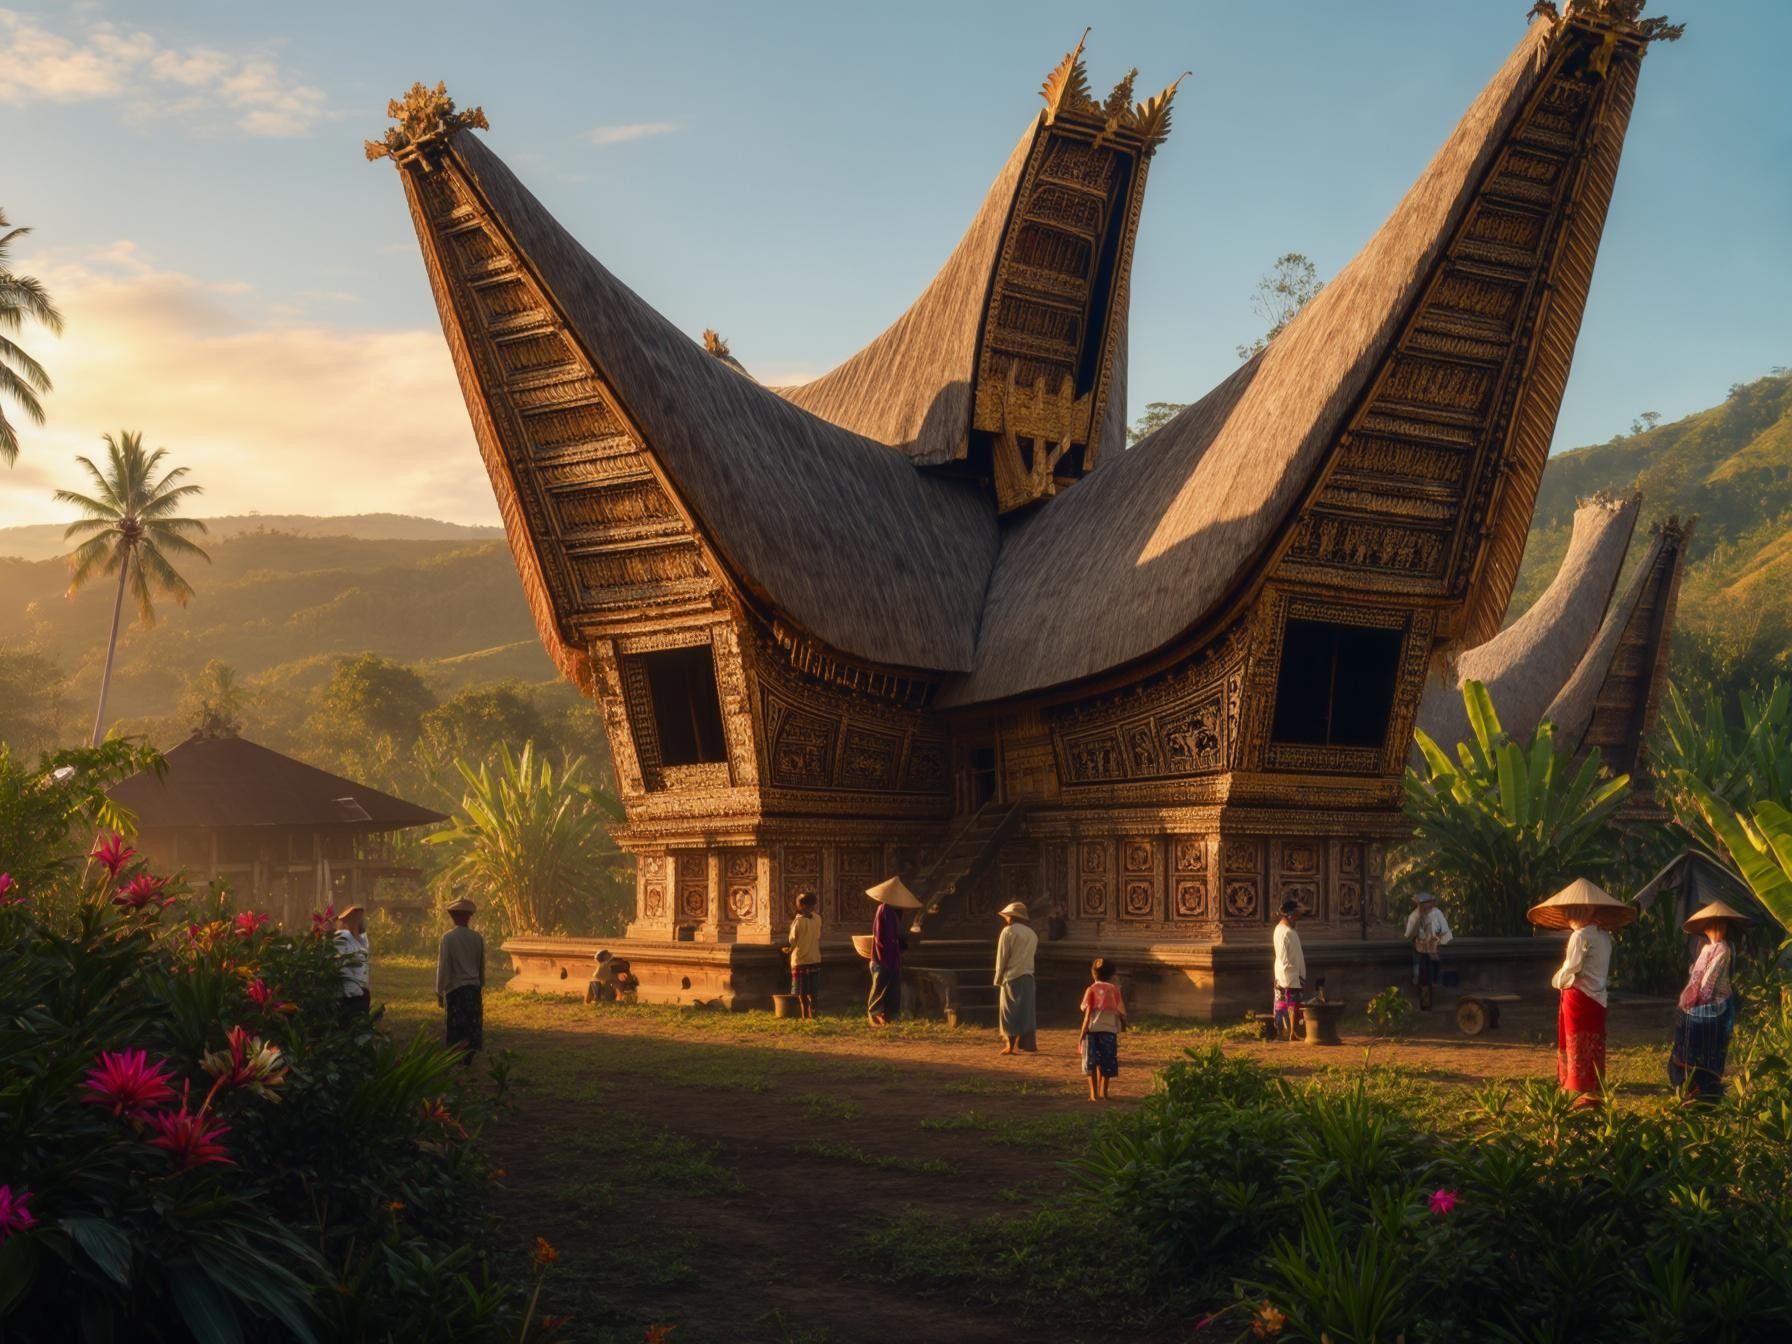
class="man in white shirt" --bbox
[1404,892,1453,1010]
[334,905,371,1019]
[1272,898,1307,1041]
[993,902,1039,1055]
[782,891,823,1020]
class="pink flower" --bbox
[113,874,174,910]
[1428,1187,1459,1216]
[0,873,22,908]
[0,1185,35,1242]
[91,833,136,877]
[245,979,298,1016]
[309,904,337,937]
[231,910,269,939]
[81,1048,179,1117]
[200,1026,287,1101]
[144,1088,233,1169]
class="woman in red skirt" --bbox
[1527,879,1637,1108]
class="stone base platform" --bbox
[502,933,1572,1022]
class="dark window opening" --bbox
[969,746,998,810]
[642,646,728,766]
[1269,619,1403,749]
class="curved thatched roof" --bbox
[939,21,1562,707]
[773,125,1035,465]
[1416,492,1640,749]
[448,133,998,671]
[1545,517,1692,762]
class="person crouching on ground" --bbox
[1528,878,1635,1109]
[587,949,620,1004]
[1272,897,1307,1041]
[334,905,371,1020]
[1404,891,1452,1010]
[994,902,1039,1054]
[1079,958,1127,1100]
[436,897,485,1064]
[784,890,822,1020]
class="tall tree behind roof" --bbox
[56,432,210,744]
[1235,252,1324,361]
[0,208,63,465]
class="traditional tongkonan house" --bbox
[370,1,1686,1014]
[109,731,446,929]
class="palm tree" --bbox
[56,432,210,744]
[0,207,64,464]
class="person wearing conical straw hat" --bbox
[1668,899,1751,1101]
[436,897,485,1063]
[1528,878,1636,1107]
[993,902,1039,1054]
[865,878,918,1025]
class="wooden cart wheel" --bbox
[1457,999,1488,1036]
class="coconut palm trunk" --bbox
[90,546,133,745]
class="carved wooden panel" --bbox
[1334,840,1365,920]
[1273,839,1324,921]
[1078,839,1111,918]
[1117,837,1158,922]
[1221,837,1262,922]
[838,845,881,923]
[1052,627,1247,786]
[675,853,708,923]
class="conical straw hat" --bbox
[1526,877,1637,931]
[865,876,922,909]
[1682,898,1753,933]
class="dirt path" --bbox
[375,963,1678,1344]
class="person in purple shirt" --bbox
[865,878,918,1025]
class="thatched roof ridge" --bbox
[1416,492,1640,749]
[1544,516,1692,758]
[449,133,998,671]
[773,125,1035,465]
[941,21,1558,707]
[109,734,447,831]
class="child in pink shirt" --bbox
[1078,958,1128,1100]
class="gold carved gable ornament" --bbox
[365,82,489,168]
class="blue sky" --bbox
[3,0,1788,525]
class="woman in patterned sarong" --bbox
[1668,899,1750,1101]
[1528,879,1637,1109]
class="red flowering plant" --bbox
[0,872,24,908]
[0,746,531,1341]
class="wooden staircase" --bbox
[913,800,1026,926]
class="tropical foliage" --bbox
[1691,793,1792,940]
[1654,680,1792,864]
[1403,680,1630,935]
[0,747,559,1341]
[1080,1037,1792,1341]
[56,432,211,744]
[0,207,62,465]
[426,743,627,938]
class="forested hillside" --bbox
[1508,369,1792,698]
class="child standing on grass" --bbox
[784,890,822,1019]
[1078,959,1127,1101]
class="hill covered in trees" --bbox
[1508,369,1792,697]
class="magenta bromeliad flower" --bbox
[0,873,22,908]
[200,1025,287,1101]
[81,1048,178,1117]
[421,1097,468,1139]
[308,904,336,937]
[91,833,136,877]
[245,979,298,1015]
[113,873,174,910]
[231,910,269,939]
[0,1185,35,1242]
[144,1089,233,1169]
[1428,1187,1459,1216]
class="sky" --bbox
[3,0,1788,528]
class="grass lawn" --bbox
[371,954,1682,1343]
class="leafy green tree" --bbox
[1402,680,1630,935]
[56,432,211,744]
[1127,401,1189,447]
[425,743,626,937]
[177,659,252,738]
[0,642,70,753]
[1236,252,1323,360]
[0,207,63,464]
[419,682,551,764]
[0,739,165,888]
[307,653,436,791]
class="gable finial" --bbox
[365,82,490,167]
[1040,29,1093,124]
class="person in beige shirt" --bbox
[436,898,486,1063]
[782,891,822,1019]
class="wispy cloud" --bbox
[583,120,680,147]
[0,243,492,528]
[0,8,328,137]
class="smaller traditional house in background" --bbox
[109,732,446,928]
